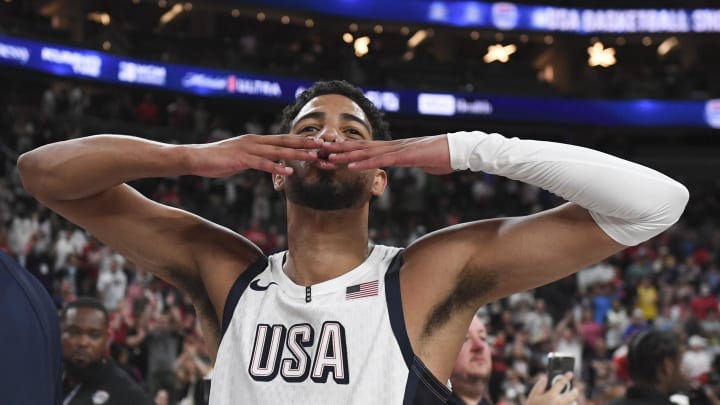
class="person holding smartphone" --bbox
[449,314,580,405]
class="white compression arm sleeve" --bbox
[447,131,689,246]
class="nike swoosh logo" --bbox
[249,279,278,291]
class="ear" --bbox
[657,357,674,382]
[371,169,387,197]
[273,173,286,191]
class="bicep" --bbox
[471,202,625,303]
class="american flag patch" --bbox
[345,280,379,300]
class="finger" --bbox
[320,140,375,153]
[327,144,397,164]
[256,145,318,162]
[245,155,293,175]
[529,375,547,397]
[258,134,325,149]
[549,372,574,395]
[346,150,406,170]
[562,388,580,404]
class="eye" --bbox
[298,126,319,134]
[344,128,364,138]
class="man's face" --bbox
[278,94,381,211]
[61,307,108,369]
[452,317,492,382]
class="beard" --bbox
[64,357,106,384]
[284,166,373,211]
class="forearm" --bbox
[448,131,689,246]
[18,134,192,201]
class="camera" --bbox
[546,352,575,393]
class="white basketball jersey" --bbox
[209,245,451,404]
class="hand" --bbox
[527,373,580,405]
[324,135,452,175]
[189,134,323,177]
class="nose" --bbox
[469,335,484,351]
[316,127,341,143]
[77,333,92,348]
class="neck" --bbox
[634,381,669,396]
[285,203,370,285]
[451,376,488,404]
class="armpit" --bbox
[423,268,498,337]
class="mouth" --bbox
[310,149,339,170]
[312,159,339,170]
[71,352,92,365]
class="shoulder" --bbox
[105,362,153,402]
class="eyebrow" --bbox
[293,111,372,136]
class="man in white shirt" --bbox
[96,255,127,311]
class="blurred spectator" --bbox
[61,297,152,405]
[610,330,686,405]
[692,284,719,320]
[682,335,712,387]
[605,299,630,352]
[174,333,211,405]
[96,254,128,311]
[622,308,651,344]
[579,307,604,352]
[449,315,493,405]
[524,299,553,347]
[450,314,581,405]
[136,94,160,125]
[554,313,583,376]
[145,310,183,399]
[635,277,658,321]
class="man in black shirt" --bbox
[610,330,686,405]
[61,297,153,405]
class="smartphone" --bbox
[546,352,575,393]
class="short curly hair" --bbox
[627,330,680,384]
[279,80,391,141]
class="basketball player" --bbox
[17,80,688,403]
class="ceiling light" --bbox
[407,30,427,49]
[484,43,517,63]
[354,36,371,57]
[588,42,616,67]
[657,37,678,56]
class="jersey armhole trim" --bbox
[220,254,268,340]
[385,250,452,404]
[384,250,414,367]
